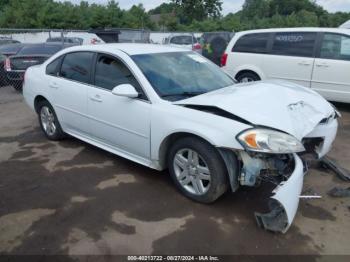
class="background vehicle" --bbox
[164,33,202,53]
[222,28,350,103]
[0,37,20,45]
[0,43,26,87]
[201,31,234,65]
[0,53,7,87]
[46,36,84,45]
[339,20,350,28]
[23,44,338,233]
[5,42,75,91]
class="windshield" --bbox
[132,52,234,101]
[17,45,62,55]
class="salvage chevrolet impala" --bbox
[23,44,339,233]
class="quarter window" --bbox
[46,56,63,76]
[60,52,94,84]
[320,33,350,61]
[94,54,144,98]
[232,33,270,54]
[271,32,317,57]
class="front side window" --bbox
[60,52,94,84]
[320,33,350,61]
[132,52,234,101]
[271,32,317,57]
[94,55,138,89]
[233,33,270,54]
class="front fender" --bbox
[151,104,251,168]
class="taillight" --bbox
[4,58,11,71]
[220,53,228,67]
[192,43,202,50]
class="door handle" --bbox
[298,61,311,66]
[90,94,103,102]
[316,63,329,68]
[49,82,59,89]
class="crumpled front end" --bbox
[236,114,338,233]
[255,153,304,233]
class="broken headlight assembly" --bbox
[237,128,305,154]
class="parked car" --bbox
[201,31,234,65]
[5,42,75,91]
[164,34,202,53]
[221,28,350,103]
[46,37,83,45]
[339,20,350,29]
[23,44,338,233]
[0,37,20,45]
[0,53,7,87]
[0,43,27,87]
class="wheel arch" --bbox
[235,69,261,81]
[34,95,50,114]
[158,132,217,171]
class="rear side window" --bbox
[232,33,270,54]
[60,52,94,84]
[271,32,317,57]
[46,56,63,76]
[170,36,196,45]
[320,33,350,61]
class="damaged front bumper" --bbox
[255,153,304,233]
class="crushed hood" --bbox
[175,81,335,140]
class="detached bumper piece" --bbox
[255,154,304,233]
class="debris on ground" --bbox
[328,187,350,198]
[320,156,350,182]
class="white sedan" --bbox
[23,44,339,233]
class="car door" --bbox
[262,32,317,87]
[87,52,151,160]
[311,32,350,103]
[47,51,94,136]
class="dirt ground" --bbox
[0,86,349,258]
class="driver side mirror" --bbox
[112,84,139,98]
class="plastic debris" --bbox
[328,187,350,198]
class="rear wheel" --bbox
[168,137,228,203]
[37,100,65,140]
[236,72,260,83]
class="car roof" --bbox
[236,27,350,35]
[63,43,189,55]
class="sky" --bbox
[63,0,350,14]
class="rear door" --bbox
[47,51,95,136]
[311,32,350,103]
[262,32,317,87]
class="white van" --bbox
[221,28,350,103]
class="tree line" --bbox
[0,0,349,31]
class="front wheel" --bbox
[168,137,228,203]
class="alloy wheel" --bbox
[40,106,56,136]
[173,148,211,195]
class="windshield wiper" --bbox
[161,91,205,98]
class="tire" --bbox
[168,137,229,204]
[236,72,260,83]
[37,100,65,141]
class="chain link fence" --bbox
[0,28,234,92]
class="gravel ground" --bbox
[0,86,349,258]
